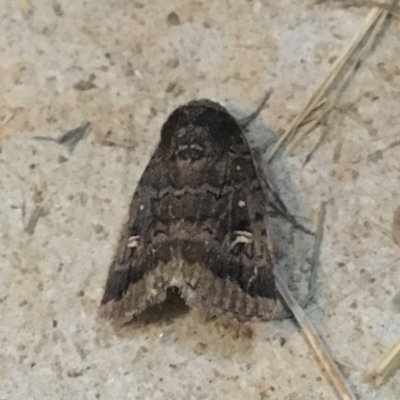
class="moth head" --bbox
[160,99,241,162]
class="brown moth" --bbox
[100,99,278,323]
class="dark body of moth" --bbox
[101,99,278,323]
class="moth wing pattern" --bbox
[101,99,278,323]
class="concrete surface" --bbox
[1,1,400,399]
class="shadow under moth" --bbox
[101,99,280,323]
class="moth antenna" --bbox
[238,91,272,129]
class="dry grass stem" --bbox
[275,270,357,400]
[13,0,31,14]
[268,1,397,162]
[370,337,400,387]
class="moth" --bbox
[101,99,279,323]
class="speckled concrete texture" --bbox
[1,1,400,399]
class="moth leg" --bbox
[301,200,329,307]
[266,178,315,236]
[273,201,329,320]
[252,150,314,236]
[257,137,277,154]
[267,191,314,236]
[238,91,272,129]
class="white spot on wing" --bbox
[238,200,246,207]
[127,235,140,248]
[230,230,253,249]
[189,144,203,151]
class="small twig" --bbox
[275,270,357,400]
[370,337,400,387]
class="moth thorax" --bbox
[172,125,218,162]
